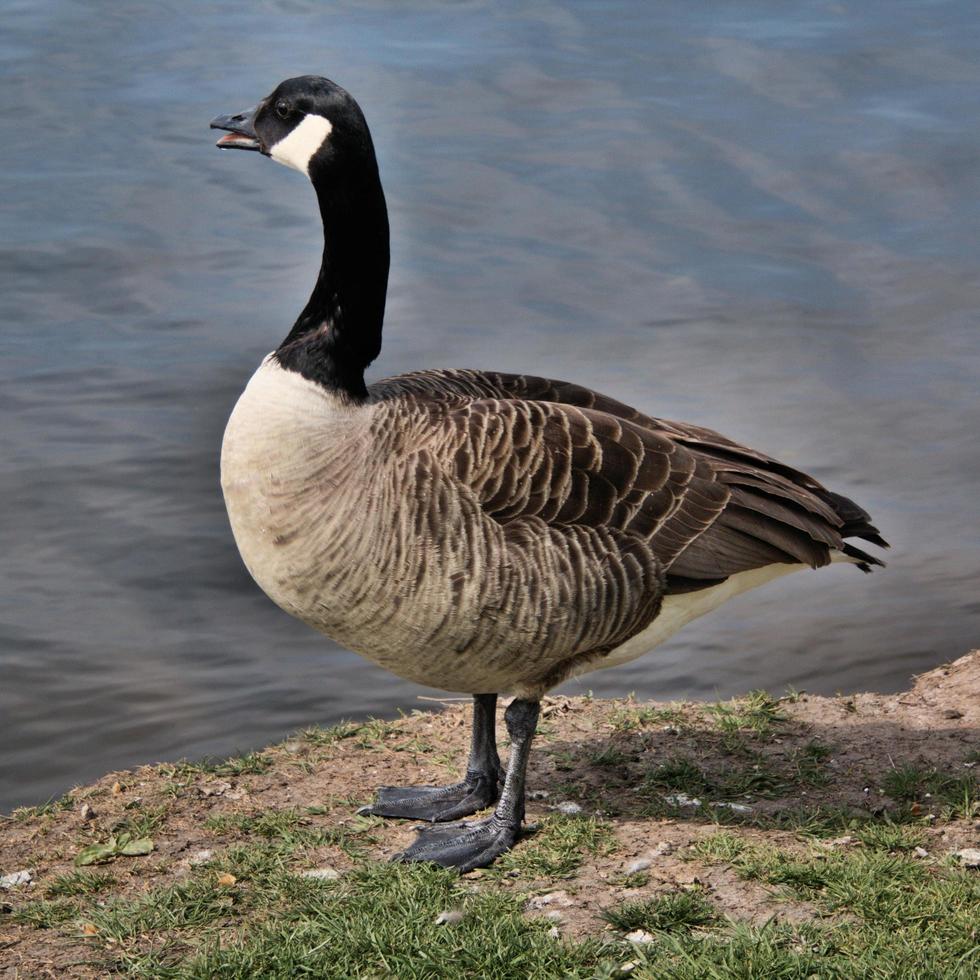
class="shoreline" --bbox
[2,651,977,977]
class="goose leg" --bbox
[359,693,504,822]
[392,697,540,872]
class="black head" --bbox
[211,75,374,180]
[211,76,390,401]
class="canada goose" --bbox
[212,76,887,872]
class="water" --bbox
[2,0,979,812]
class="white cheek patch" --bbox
[269,114,333,176]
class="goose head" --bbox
[211,76,390,401]
[211,75,371,179]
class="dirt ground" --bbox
[2,651,978,977]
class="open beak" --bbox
[210,105,262,152]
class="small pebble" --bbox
[79,803,96,821]
[528,790,550,801]
[301,867,340,880]
[199,781,232,798]
[554,801,582,815]
[547,925,561,939]
[188,849,213,866]
[0,870,32,890]
[527,890,574,910]
[626,857,651,874]
[625,929,655,944]
[711,801,753,813]
[664,793,701,808]
[913,847,929,859]
[435,909,464,925]
[649,841,674,858]
[954,848,980,868]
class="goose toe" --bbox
[393,815,520,872]
[359,773,500,822]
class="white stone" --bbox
[0,870,32,889]
[664,793,701,808]
[199,781,232,797]
[527,890,574,910]
[954,848,980,867]
[302,867,341,880]
[711,801,753,813]
[625,929,656,944]
[554,801,583,815]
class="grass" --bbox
[789,740,834,787]
[706,690,786,748]
[853,821,925,852]
[608,700,683,733]
[494,815,617,879]
[9,898,79,929]
[685,830,980,977]
[115,803,168,838]
[646,757,714,796]
[84,876,240,942]
[158,752,272,780]
[8,794,74,822]
[204,807,381,859]
[73,861,614,978]
[689,831,746,864]
[5,687,979,978]
[640,753,793,811]
[44,869,116,897]
[880,764,979,819]
[602,890,717,934]
[19,832,975,979]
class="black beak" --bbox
[210,105,262,152]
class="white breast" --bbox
[220,356,365,619]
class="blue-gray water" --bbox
[2,0,979,812]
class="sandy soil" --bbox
[1,651,978,977]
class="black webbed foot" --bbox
[358,770,501,822]
[390,698,540,873]
[393,814,520,872]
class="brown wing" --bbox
[374,368,887,592]
[436,397,731,571]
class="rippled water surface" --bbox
[3,0,979,810]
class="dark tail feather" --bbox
[816,489,890,550]
[841,542,886,573]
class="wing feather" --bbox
[373,368,888,596]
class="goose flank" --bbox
[211,76,888,871]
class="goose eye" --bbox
[275,100,290,120]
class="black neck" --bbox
[275,154,390,401]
